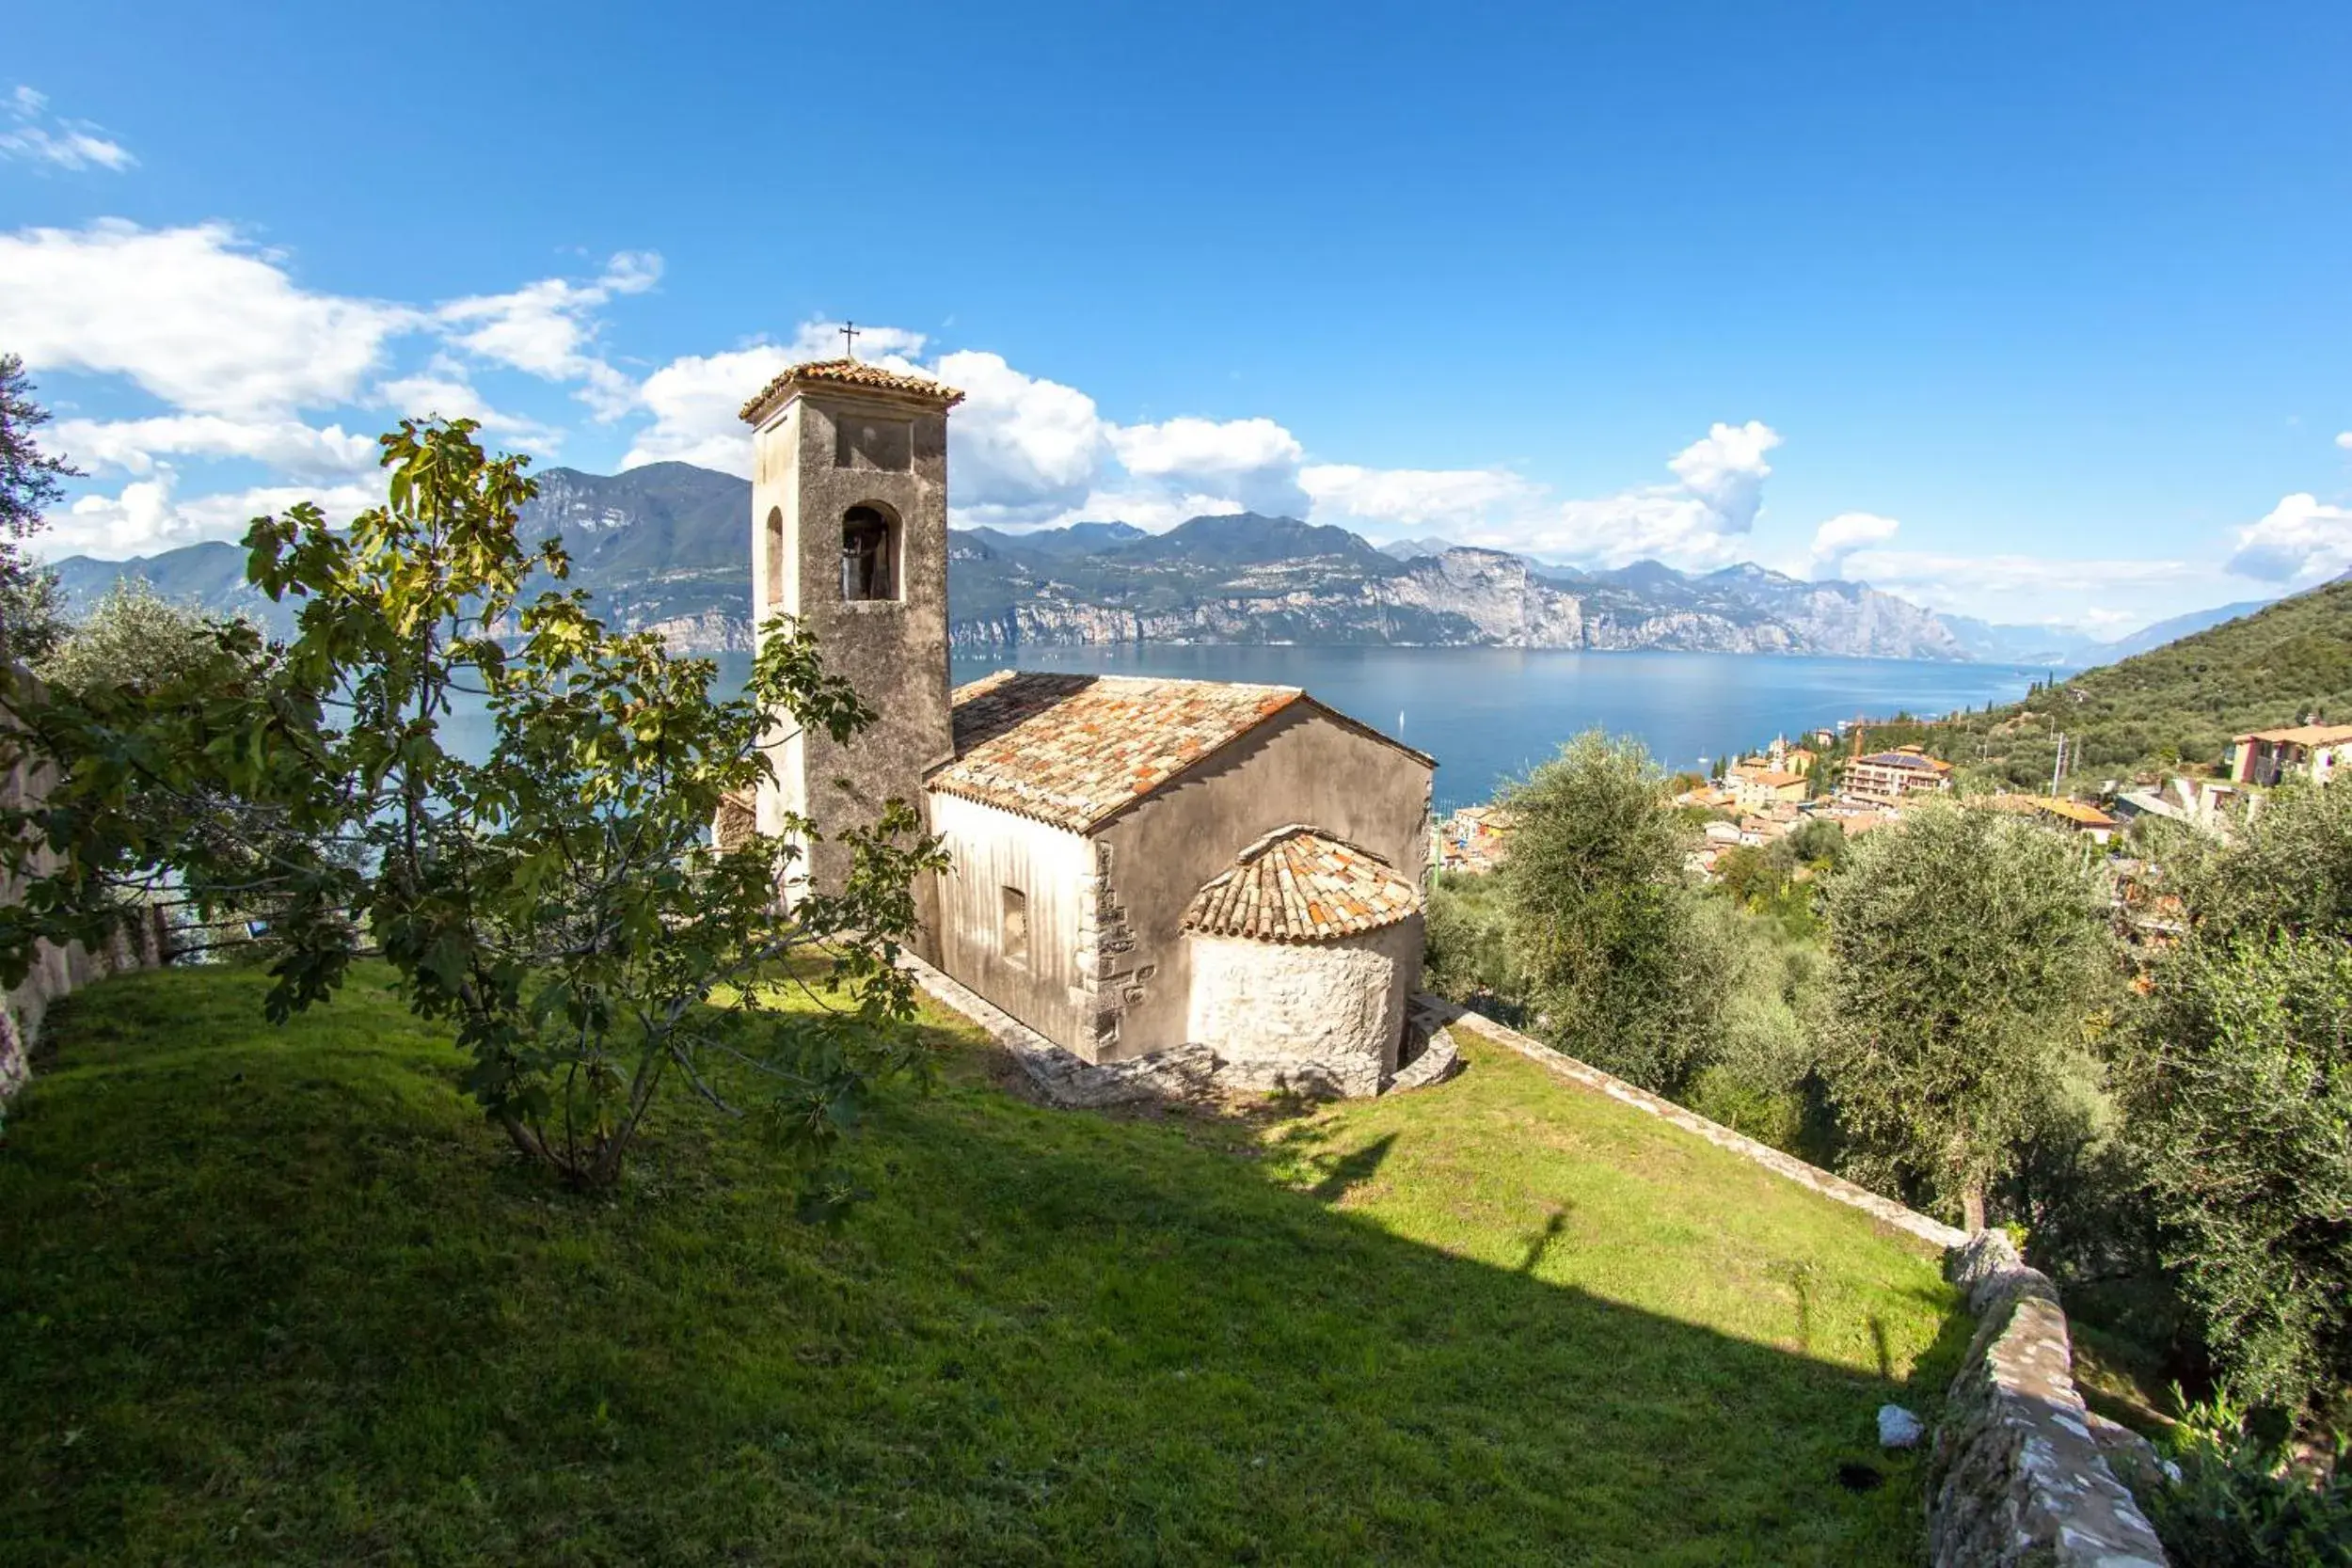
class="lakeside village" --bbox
[1436,715,2348,906]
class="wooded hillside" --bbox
[1867,577,2352,783]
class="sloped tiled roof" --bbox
[1183,828,1421,943]
[2234,723,2352,746]
[2035,797,2120,829]
[738,358,966,423]
[930,671,1307,832]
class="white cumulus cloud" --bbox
[2226,492,2352,583]
[1808,512,1902,578]
[1500,420,1784,568]
[375,365,566,451]
[435,251,662,420]
[936,350,1106,522]
[0,87,134,173]
[52,414,379,482]
[8,221,673,558]
[621,331,1112,525]
[1105,415,1307,517]
[1300,464,1541,538]
[0,220,419,419]
[56,469,383,560]
[622,321,939,477]
[623,344,795,475]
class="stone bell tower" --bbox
[739,356,962,938]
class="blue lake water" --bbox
[946,646,2039,811]
[444,646,2036,813]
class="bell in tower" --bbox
[738,352,964,944]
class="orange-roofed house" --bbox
[2229,722,2352,787]
[2031,797,2121,845]
[733,358,1436,1098]
[1728,766,1809,808]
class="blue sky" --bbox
[4,1,2348,633]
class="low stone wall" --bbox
[1387,1023,1458,1094]
[1437,1004,2169,1567]
[3,668,171,1095]
[1929,1233,2169,1567]
[1,909,166,1097]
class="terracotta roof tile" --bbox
[739,358,966,423]
[930,671,1306,832]
[1184,828,1421,943]
[2035,797,2120,828]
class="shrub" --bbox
[1423,870,1526,1021]
[35,578,246,694]
[2145,1394,2352,1568]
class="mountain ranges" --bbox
[43,459,2138,664]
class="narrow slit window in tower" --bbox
[841,504,898,601]
[765,507,785,606]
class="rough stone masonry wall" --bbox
[1440,1005,2170,1567]
[1929,1232,2169,1568]
[2,670,168,1096]
[1184,919,1420,1099]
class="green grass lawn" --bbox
[0,966,1967,1566]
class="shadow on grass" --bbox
[1518,1204,1572,1275]
[1306,1130,1398,1204]
[0,966,1973,1567]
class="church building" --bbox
[734,356,1435,1096]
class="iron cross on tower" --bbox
[838,321,861,359]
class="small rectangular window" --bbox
[1000,886,1029,966]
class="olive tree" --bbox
[1816,800,2121,1231]
[2122,785,2352,1415]
[1497,728,1726,1092]
[36,578,242,694]
[0,420,946,1196]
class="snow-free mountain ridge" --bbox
[41,460,2206,665]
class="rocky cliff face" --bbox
[637,609,755,654]
[1383,549,1584,645]
[947,546,1969,659]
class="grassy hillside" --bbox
[1864,576,2352,783]
[0,965,1966,1565]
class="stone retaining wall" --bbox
[1929,1232,2169,1567]
[1,668,170,1096]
